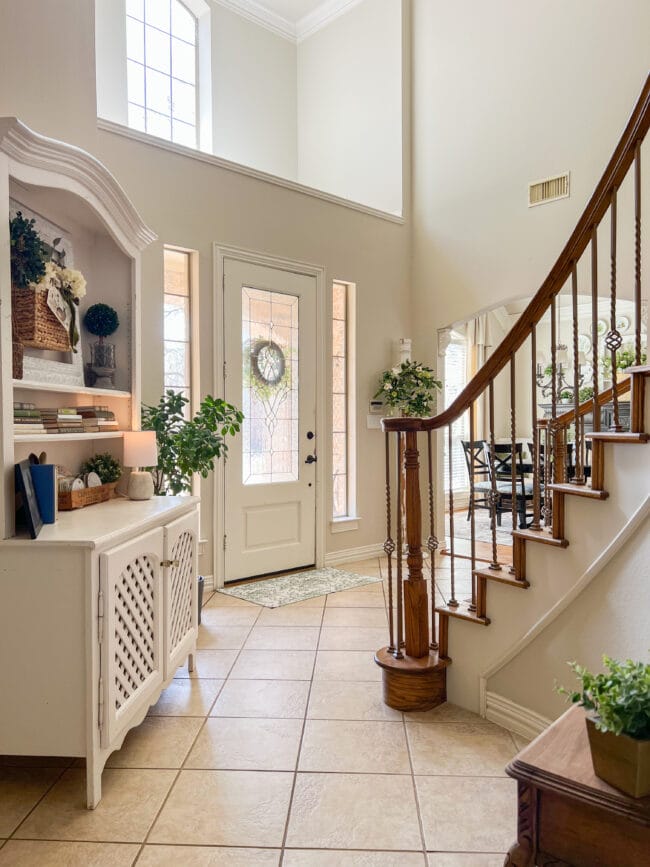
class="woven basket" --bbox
[58,482,117,511]
[12,287,70,352]
[12,341,23,379]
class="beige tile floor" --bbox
[0,557,520,866]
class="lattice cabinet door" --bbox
[163,510,199,679]
[99,528,164,747]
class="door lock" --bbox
[305,454,317,464]
[306,431,315,440]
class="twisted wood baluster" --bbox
[394,433,404,659]
[530,325,541,530]
[427,430,438,650]
[509,352,517,574]
[546,295,558,516]
[447,424,458,607]
[468,402,477,612]
[383,431,395,654]
[591,227,600,433]
[607,188,623,431]
[572,263,585,484]
[634,142,642,365]
[488,379,501,570]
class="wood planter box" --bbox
[58,482,117,511]
[12,287,70,352]
[586,715,650,797]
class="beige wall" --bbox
[297,0,403,214]
[211,4,298,178]
[489,510,650,720]
[0,0,412,576]
[410,0,650,367]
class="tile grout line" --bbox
[131,596,265,865]
[402,715,429,861]
[6,762,73,842]
[277,581,330,866]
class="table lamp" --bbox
[123,431,158,500]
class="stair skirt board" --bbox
[485,691,553,742]
[478,495,650,717]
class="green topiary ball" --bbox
[83,303,119,338]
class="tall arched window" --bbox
[126,0,198,147]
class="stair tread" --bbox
[512,527,569,547]
[436,603,490,625]
[548,483,609,500]
[473,567,530,588]
[586,431,649,443]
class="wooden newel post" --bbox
[403,431,430,658]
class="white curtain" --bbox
[463,312,498,440]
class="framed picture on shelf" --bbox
[10,198,85,388]
[14,459,43,539]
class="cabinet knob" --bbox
[161,559,180,568]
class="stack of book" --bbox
[14,402,46,435]
[77,406,119,432]
[41,407,84,434]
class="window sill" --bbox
[330,516,361,534]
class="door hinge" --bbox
[161,559,180,568]
[98,675,104,731]
[97,589,104,646]
[223,534,227,550]
[223,361,227,380]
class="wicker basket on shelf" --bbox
[12,317,23,379]
[58,482,117,511]
[12,287,70,352]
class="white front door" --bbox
[223,258,317,581]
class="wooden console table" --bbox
[505,706,650,866]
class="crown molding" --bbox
[297,0,364,41]
[212,0,295,41]
[212,0,365,43]
[0,117,157,252]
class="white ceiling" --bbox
[253,0,330,23]
[215,0,363,41]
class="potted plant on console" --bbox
[559,655,650,797]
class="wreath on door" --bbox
[251,340,286,386]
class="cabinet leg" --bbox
[86,758,102,810]
[188,652,195,673]
[504,782,536,866]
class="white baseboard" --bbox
[324,543,384,566]
[485,691,552,741]
[201,574,215,592]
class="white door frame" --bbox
[213,243,327,588]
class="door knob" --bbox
[305,454,317,464]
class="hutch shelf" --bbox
[0,118,199,808]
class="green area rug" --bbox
[218,566,382,608]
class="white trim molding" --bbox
[330,516,361,534]
[485,692,552,742]
[213,0,365,43]
[479,495,650,717]
[324,542,384,566]
[97,119,404,224]
[0,117,157,254]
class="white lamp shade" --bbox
[123,430,158,468]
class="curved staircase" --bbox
[375,75,650,711]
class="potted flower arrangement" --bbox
[375,360,442,418]
[83,303,120,387]
[558,655,650,797]
[10,212,86,353]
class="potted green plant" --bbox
[558,655,650,797]
[83,303,120,387]
[79,452,122,497]
[559,389,573,405]
[578,386,594,403]
[602,347,647,376]
[141,390,243,495]
[374,360,442,418]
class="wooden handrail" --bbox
[383,75,650,434]
[538,378,632,429]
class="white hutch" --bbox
[0,119,199,807]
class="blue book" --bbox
[30,464,57,524]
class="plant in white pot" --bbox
[558,655,650,797]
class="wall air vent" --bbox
[528,172,570,207]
